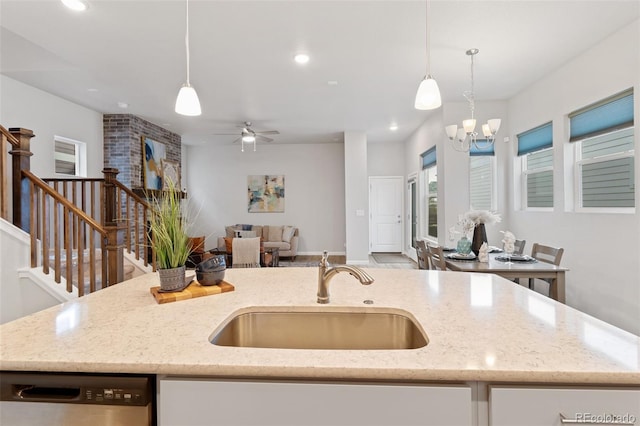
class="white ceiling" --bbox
[1,0,638,147]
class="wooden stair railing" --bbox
[4,125,155,296]
[23,170,109,296]
[41,170,157,274]
[108,172,156,271]
[1,126,20,221]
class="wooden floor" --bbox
[280,254,417,269]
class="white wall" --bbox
[0,75,104,179]
[506,20,639,334]
[0,219,64,324]
[185,142,346,254]
[344,132,369,264]
[368,141,405,176]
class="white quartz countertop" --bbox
[1,267,639,384]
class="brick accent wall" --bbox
[103,114,181,189]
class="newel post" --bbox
[102,168,124,285]
[9,128,35,232]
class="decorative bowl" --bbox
[196,255,226,285]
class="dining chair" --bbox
[426,243,447,271]
[529,243,564,292]
[415,240,430,270]
[232,237,261,268]
[514,239,526,255]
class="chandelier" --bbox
[445,48,501,152]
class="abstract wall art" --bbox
[248,175,285,213]
[142,136,166,190]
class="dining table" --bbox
[444,251,569,303]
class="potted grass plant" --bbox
[148,178,192,291]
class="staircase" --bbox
[1,125,156,303]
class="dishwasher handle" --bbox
[14,384,81,401]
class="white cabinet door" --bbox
[159,378,472,426]
[490,386,640,426]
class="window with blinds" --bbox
[570,89,634,210]
[518,123,553,209]
[420,147,437,239]
[469,141,494,211]
[54,136,86,177]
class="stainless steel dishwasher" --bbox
[0,372,154,426]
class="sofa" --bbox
[217,224,299,260]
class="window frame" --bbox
[521,147,554,211]
[573,128,635,213]
[419,146,438,241]
[54,135,87,177]
[469,150,496,211]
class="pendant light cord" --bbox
[185,0,191,85]
[425,0,431,76]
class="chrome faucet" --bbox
[317,251,374,304]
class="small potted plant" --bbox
[148,178,192,291]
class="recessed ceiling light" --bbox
[294,53,310,64]
[87,88,98,92]
[117,102,129,109]
[327,81,338,86]
[389,124,398,131]
[61,0,88,12]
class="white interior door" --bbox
[369,176,403,252]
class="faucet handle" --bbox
[320,250,329,267]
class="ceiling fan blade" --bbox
[256,135,274,143]
[212,133,241,136]
[256,130,279,135]
[231,137,242,144]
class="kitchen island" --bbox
[1,267,639,425]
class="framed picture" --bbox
[161,159,180,190]
[141,136,166,190]
[248,175,285,213]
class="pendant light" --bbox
[414,0,441,110]
[175,0,201,116]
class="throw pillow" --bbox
[225,226,238,239]
[282,226,296,243]
[224,237,234,253]
[267,225,283,242]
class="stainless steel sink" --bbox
[210,308,428,350]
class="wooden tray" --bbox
[150,280,235,304]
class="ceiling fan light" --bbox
[414,76,442,110]
[175,84,201,116]
[242,135,256,143]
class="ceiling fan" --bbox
[213,121,280,151]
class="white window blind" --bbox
[576,127,634,208]
[523,148,553,208]
[54,139,77,175]
[470,156,494,210]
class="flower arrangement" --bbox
[464,210,502,226]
